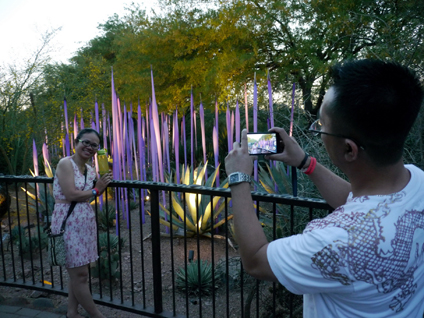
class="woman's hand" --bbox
[95,172,113,194]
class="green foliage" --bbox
[128,199,139,211]
[3,0,424,174]
[97,204,116,231]
[176,259,221,295]
[91,232,124,280]
[11,225,48,257]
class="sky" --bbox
[0,0,158,66]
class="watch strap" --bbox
[228,172,252,187]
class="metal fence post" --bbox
[150,188,163,313]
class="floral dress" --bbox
[51,157,98,268]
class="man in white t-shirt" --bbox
[225,60,424,317]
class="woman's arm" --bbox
[56,158,111,202]
[56,158,94,202]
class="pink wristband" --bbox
[303,157,317,175]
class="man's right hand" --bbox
[265,127,308,168]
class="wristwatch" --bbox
[92,189,97,197]
[228,172,252,187]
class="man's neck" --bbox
[348,161,411,198]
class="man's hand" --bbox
[265,127,306,167]
[225,129,255,176]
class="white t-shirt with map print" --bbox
[267,164,424,317]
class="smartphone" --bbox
[247,132,282,155]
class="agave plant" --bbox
[157,162,230,238]
[10,224,48,256]
[176,259,221,296]
[97,203,116,230]
[255,161,292,196]
[91,232,124,280]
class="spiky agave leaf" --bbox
[170,193,197,232]
[266,162,292,195]
[158,201,189,231]
[185,163,208,224]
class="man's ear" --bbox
[344,139,359,162]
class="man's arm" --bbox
[307,161,351,208]
[268,127,351,208]
[225,130,278,282]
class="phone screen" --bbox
[247,132,280,155]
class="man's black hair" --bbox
[328,59,424,166]
[75,128,101,144]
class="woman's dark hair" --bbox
[75,128,101,144]
[328,59,423,166]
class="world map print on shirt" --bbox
[304,192,424,313]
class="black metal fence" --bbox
[0,175,332,317]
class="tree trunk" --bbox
[0,143,14,175]
[298,76,314,114]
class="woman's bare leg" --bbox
[67,265,105,318]
[67,276,84,318]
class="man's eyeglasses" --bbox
[308,119,365,150]
[78,139,100,150]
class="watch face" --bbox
[230,174,239,184]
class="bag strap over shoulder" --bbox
[59,167,88,232]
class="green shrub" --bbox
[128,199,139,210]
[91,232,124,280]
[97,204,116,230]
[176,260,221,296]
[11,225,48,256]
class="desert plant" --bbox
[128,199,139,210]
[97,204,116,230]
[21,161,55,219]
[91,232,124,280]
[176,259,221,296]
[10,225,48,256]
[157,162,231,238]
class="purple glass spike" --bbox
[174,110,180,184]
[268,70,274,128]
[65,133,71,157]
[182,115,187,168]
[245,83,249,132]
[213,126,219,187]
[226,103,231,152]
[190,88,194,167]
[102,104,107,149]
[150,68,164,182]
[33,139,39,176]
[199,102,206,179]
[64,98,69,133]
[235,100,240,143]
[215,98,218,133]
[95,100,100,132]
[253,73,258,183]
[73,114,78,140]
[80,108,84,129]
[42,143,49,167]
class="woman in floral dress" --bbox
[51,128,112,318]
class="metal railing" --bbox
[0,175,332,317]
